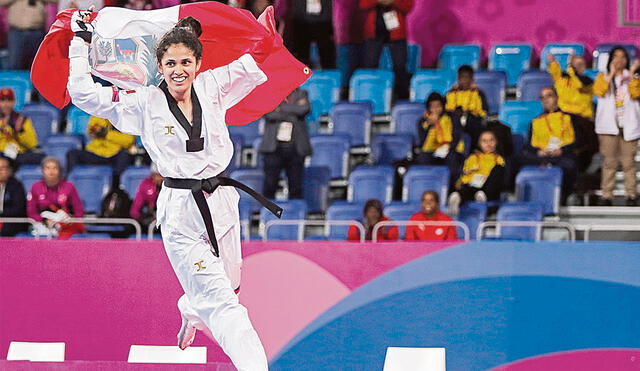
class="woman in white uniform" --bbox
[67,10,280,371]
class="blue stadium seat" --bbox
[455,201,487,240]
[495,202,544,241]
[227,118,263,146]
[329,102,372,147]
[22,103,59,144]
[67,106,91,142]
[402,165,449,205]
[228,134,244,172]
[230,168,265,213]
[348,165,394,204]
[489,44,532,86]
[390,101,424,145]
[251,137,263,169]
[325,201,364,240]
[68,165,113,214]
[584,69,600,81]
[0,70,32,111]
[517,70,553,100]
[309,134,351,179]
[474,70,507,115]
[260,199,307,240]
[512,133,525,155]
[303,166,331,213]
[410,69,455,102]
[593,43,637,72]
[438,44,481,72]
[349,69,394,114]
[42,134,83,172]
[70,233,112,239]
[370,134,413,165]
[120,166,150,199]
[15,165,41,193]
[498,100,543,136]
[515,166,563,215]
[300,70,342,124]
[540,43,585,70]
[379,43,422,73]
[384,201,420,239]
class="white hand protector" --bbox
[71,9,95,43]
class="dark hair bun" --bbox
[175,16,202,38]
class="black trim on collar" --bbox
[159,81,204,152]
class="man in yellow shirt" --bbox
[66,116,134,185]
[445,65,488,148]
[0,88,46,167]
[517,87,579,202]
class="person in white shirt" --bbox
[67,9,281,371]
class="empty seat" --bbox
[0,71,32,111]
[455,201,487,240]
[517,70,553,100]
[489,44,532,85]
[515,166,563,215]
[540,43,585,70]
[438,44,481,72]
[66,106,91,142]
[402,165,449,205]
[348,165,395,204]
[325,201,364,240]
[474,70,507,115]
[498,100,543,136]
[260,199,307,240]
[227,118,263,146]
[349,69,394,114]
[42,134,83,172]
[303,166,331,213]
[300,70,342,124]
[495,202,543,241]
[371,134,413,165]
[410,69,455,102]
[390,101,424,145]
[308,134,350,179]
[379,43,422,74]
[329,102,372,147]
[68,165,113,214]
[593,43,637,72]
[120,166,151,199]
[384,201,421,239]
[15,165,42,193]
[22,103,59,144]
[230,168,265,213]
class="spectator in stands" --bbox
[58,0,104,11]
[416,92,465,185]
[593,46,640,206]
[67,116,134,186]
[0,88,46,168]
[276,0,335,69]
[347,198,398,241]
[1,0,57,69]
[405,190,457,241]
[360,0,412,100]
[260,88,312,200]
[517,86,578,202]
[27,156,84,239]
[447,130,506,216]
[130,163,162,232]
[0,155,28,236]
[446,65,488,147]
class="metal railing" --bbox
[583,224,640,241]
[477,221,576,241]
[147,220,251,241]
[0,217,143,240]
[261,220,366,242]
[371,220,470,242]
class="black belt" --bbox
[163,175,283,257]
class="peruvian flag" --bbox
[31,2,312,126]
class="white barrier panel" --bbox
[383,347,446,371]
[127,345,207,364]
[6,341,65,362]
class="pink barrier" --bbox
[0,239,458,364]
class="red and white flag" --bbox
[31,2,312,126]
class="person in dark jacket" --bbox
[0,155,28,236]
[259,88,312,199]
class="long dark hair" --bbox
[606,46,630,73]
[156,16,203,64]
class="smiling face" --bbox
[421,192,439,217]
[157,43,201,97]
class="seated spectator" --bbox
[445,65,488,146]
[447,130,506,216]
[27,156,84,239]
[0,88,46,168]
[67,116,134,186]
[347,199,398,241]
[260,88,312,200]
[130,163,163,232]
[416,92,465,185]
[516,87,578,202]
[0,155,28,236]
[405,190,457,241]
[593,46,640,206]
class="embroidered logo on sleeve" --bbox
[111,87,137,103]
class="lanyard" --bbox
[543,112,565,139]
